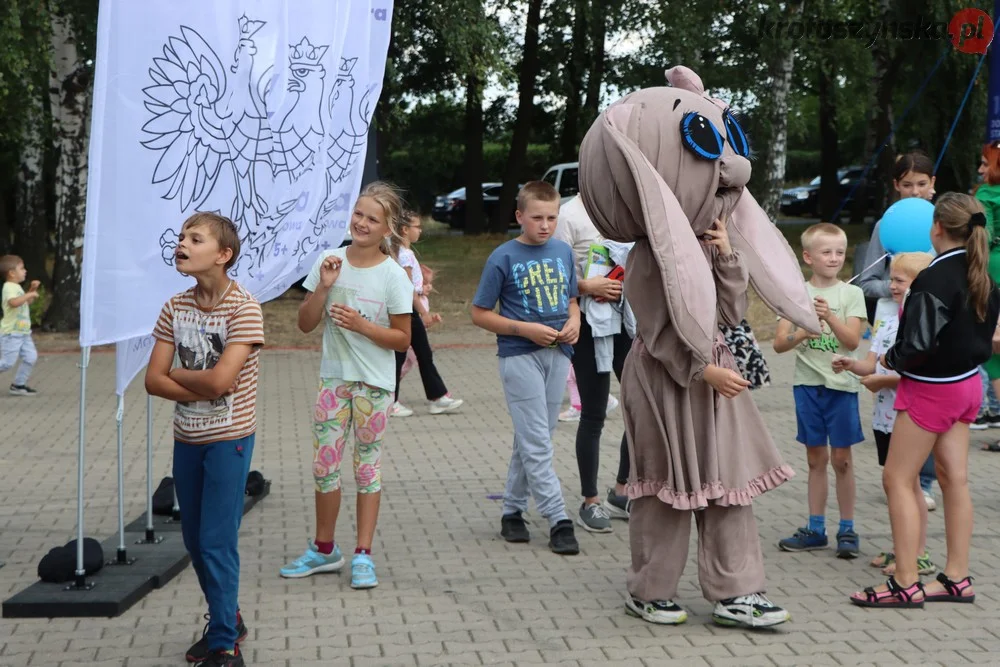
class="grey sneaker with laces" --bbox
[576,502,612,533]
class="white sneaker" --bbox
[924,490,937,511]
[712,593,790,628]
[558,407,581,422]
[429,394,463,415]
[606,395,619,415]
[390,402,413,418]
[625,595,687,625]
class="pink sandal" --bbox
[924,573,975,603]
[849,576,924,608]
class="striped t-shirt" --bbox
[152,282,265,444]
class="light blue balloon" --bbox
[878,197,934,254]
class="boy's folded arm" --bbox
[144,340,214,402]
[170,342,255,398]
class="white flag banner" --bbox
[115,335,155,395]
[81,0,393,355]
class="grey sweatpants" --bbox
[499,347,571,527]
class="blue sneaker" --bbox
[778,527,828,552]
[350,553,378,589]
[279,541,345,578]
[836,529,860,559]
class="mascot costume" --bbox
[578,66,822,628]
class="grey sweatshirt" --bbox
[859,220,891,299]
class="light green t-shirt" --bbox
[303,248,413,391]
[1,282,31,335]
[792,280,868,392]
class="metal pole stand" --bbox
[169,488,181,523]
[107,395,136,567]
[67,347,95,591]
[136,394,163,545]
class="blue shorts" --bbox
[793,385,864,448]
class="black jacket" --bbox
[885,248,1000,383]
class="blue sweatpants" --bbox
[173,434,254,651]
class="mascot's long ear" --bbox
[728,190,822,334]
[589,103,717,367]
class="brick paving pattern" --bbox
[3,344,1000,665]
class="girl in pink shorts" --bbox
[850,193,1000,610]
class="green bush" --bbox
[382,142,560,213]
[28,284,48,328]
[784,150,821,185]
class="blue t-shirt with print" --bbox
[473,238,578,358]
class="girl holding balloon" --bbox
[859,151,939,507]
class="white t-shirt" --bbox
[869,311,900,433]
[303,248,413,391]
[553,194,603,278]
[396,247,422,295]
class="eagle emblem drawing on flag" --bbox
[141,14,376,277]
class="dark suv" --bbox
[432,183,518,228]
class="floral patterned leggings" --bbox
[312,379,392,494]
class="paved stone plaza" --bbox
[3,344,1000,666]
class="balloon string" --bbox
[847,252,890,285]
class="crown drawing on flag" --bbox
[238,14,265,40]
[339,57,358,76]
[290,37,329,68]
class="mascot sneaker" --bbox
[712,593,790,628]
[625,596,688,625]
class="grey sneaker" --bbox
[576,502,612,533]
[603,487,630,520]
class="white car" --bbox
[541,161,579,204]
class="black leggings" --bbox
[572,314,632,499]
[394,313,447,402]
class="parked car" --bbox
[541,162,579,204]
[780,166,876,218]
[432,182,519,229]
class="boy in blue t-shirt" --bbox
[471,181,582,555]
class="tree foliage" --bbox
[1,0,996,327]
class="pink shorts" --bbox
[894,374,982,434]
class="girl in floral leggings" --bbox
[279,182,414,589]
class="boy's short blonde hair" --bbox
[800,222,847,251]
[181,212,241,270]
[890,252,933,279]
[0,255,22,281]
[517,181,560,212]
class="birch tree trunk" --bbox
[760,0,804,221]
[43,10,92,331]
[16,89,49,283]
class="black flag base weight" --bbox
[2,481,270,619]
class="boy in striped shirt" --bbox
[145,212,264,667]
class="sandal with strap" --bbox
[870,551,894,568]
[849,576,925,608]
[924,573,975,603]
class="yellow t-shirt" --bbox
[792,281,868,392]
[1,282,31,335]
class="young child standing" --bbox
[0,255,40,395]
[833,252,936,577]
[775,223,867,559]
[851,193,1000,608]
[389,210,463,418]
[471,181,582,555]
[145,213,264,667]
[279,182,413,590]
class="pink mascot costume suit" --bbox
[578,66,822,628]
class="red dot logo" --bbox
[949,8,994,54]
